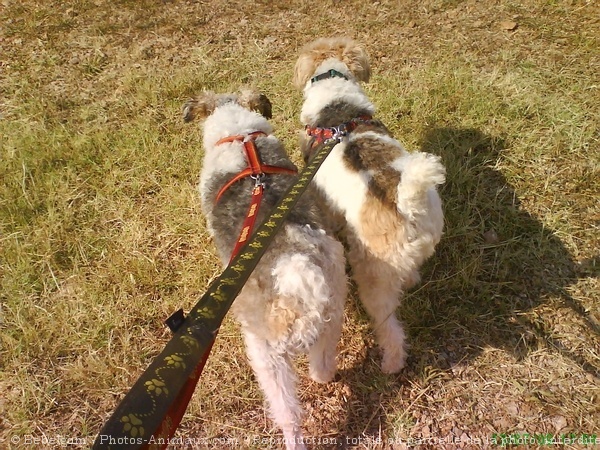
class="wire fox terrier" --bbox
[184,89,347,449]
[294,38,446,374]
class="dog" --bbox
[184,89,347,449]
[293,38,446,374]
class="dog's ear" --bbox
[342,42,370,83]
[182,91,218,122]
[238,89,273,119]
[293,52,318,89]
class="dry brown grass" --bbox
[1,0,598,449]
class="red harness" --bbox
[214,131,298,261]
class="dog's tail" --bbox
[394,152,445,219]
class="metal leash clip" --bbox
[251,173,266,188]
[330,123,349,140]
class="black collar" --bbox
[310,69,348,84]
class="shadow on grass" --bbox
[412,126,599,377]
[329,127,598,447]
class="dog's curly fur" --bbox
[294,38,446,374]
[185,89,347,449]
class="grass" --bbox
[1,0,599,448]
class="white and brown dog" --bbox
[294,38,446,374]
[184,89,347,449]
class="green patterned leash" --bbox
[92,135,341,450]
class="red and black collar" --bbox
[305,115,373,147]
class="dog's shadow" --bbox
[331,127,598,446]
[413,127,598,372]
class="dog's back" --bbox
[199,103,342,350]
[201,104,310,259]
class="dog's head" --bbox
[183,89,272,122]
[293,37,371,89]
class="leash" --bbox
[92,131,345,450]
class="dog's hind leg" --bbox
[308,305,344,383]
[309,254,347,384]
[242,330,307,450]
[348,245,408,374]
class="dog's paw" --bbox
[381,346,408,374]
[309,364,337,384]
[404,270,421,291]
[308,358,337,383]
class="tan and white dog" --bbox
[184,89,347,449]
[294,38,446,374]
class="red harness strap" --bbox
[215,131,298,262]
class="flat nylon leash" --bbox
[92,135,342,450]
